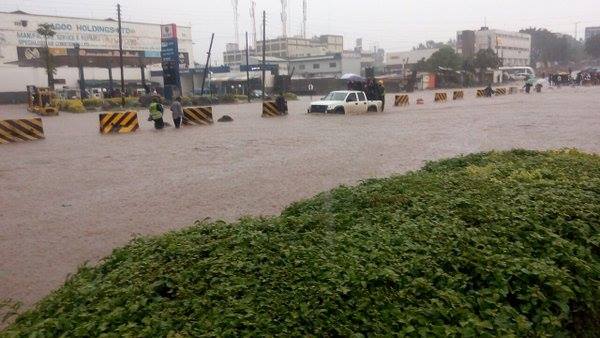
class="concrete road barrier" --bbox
[0,117,44,144]
[434,92,448,103]
[99,112,139,134]
[394,94,409,106]
[495,88,508,96]
[183,106,214,126]
[262,102,286,117]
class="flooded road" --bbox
[1,86,600,309]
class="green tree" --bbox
[37,23,56,90]
[474,48,502,70]
[520,28,575,66]
[425,46,462,71]
[585,34,600,59]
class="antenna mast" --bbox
[250,0,257,48]
[231,0,240,46]
[302,0,307,38]
[281,0,288,38]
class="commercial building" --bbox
[384,48,440,73]
[223,35,343,66]
[585,27,600,41]
[0,10,193,102]
[289,53,360,79]
[457,28,531,67]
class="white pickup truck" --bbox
[309,90,383,114]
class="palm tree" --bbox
[37,23,56,90]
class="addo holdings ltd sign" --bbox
[1,13,162,52]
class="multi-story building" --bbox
[473,28,531,67]
[289,53,360,79]
[223,35,343,66]
[456,28,531,67]
[585,27,600,41]
[384,48,440,73]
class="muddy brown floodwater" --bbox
[1,87,600,315]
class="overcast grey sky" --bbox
[2,0,599,64]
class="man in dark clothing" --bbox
[483,84,494,97]
[275,94,288,115]
[377,81,386,111]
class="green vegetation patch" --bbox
[3,150,600,336]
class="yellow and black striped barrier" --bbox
[476,89,486,98]
[434,92,448,103]
[262,102,286,117]
[0,118,44,144]
[495,88,508,96]
[99,112,139,134]
[453,91,464,100]
[394,94,409,106]
[183,106,213,126]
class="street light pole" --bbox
[117,4,126,106]
[74,43,85,101]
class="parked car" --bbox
[308,90,383,114]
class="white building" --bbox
[0,10,193,102]
[585,27,600,41]
[289,53,361,79]
[223,35,343,66]
[474,28,531,67]
[385,48,439,73]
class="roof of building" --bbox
[386,48,439,65]
[0,10,191,28]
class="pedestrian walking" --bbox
[170,97,184,129]
[377,81,386,111]
[149,96,165,130]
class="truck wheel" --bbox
[333,107,345,114]
[368,105,378,112]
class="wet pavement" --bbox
[1,86,599,311]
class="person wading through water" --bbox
[149,96,165,129]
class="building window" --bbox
[329,62,337,68]
[313,63,320,69]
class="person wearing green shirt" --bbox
[149,96,165,129]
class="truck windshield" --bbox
[324,92,349,101]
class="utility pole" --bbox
[201,33,215,96]
[245,31,251,102]
[262,10,266,101]
[117,4,125,106]
[74,43,85,101]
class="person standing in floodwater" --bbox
[149,96,165,130]
[170,97,184,129]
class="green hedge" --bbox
[3,150,600,336]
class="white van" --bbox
[500,67,536,81]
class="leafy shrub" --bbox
[180,96,193,107]
[52,99,86,113]
[82,98,103,109]
[219,94,237,104]
[191,95,213,106]
[4,150,600,336]
[283,92,298,100]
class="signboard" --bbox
[161,24,180,97]
[240,64,278,72]
[0,12,194,67]
[161,24,177,39]
[161,38,179,62]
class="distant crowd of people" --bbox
[544,71,600,87]
[347,79,386,110]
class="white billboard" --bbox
[0,11,193,66]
